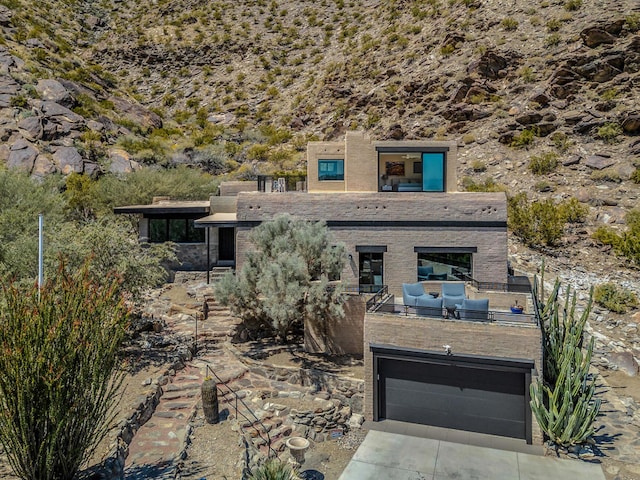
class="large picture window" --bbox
[149,218,205,243]
[377,150,446,192]
[318,159,344,181]
[416,250,473,281]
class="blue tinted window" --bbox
[422,153,445,191]
[318,159,344,181]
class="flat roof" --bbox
[114,201,210,215]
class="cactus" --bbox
[201,377,219,424]
[530,274,601,446]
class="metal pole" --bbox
[206,227,210,284]
[38,214,44,297]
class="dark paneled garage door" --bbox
[379,357,527,439]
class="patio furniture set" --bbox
[402,282,490,321]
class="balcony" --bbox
[257,174,307,193]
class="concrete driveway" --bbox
[338,430,605,480]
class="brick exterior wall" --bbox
[304,294,365,355]
[235,191,508,290]
[363,313,543,444]
[307,142,345,192]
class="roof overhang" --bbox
[194,212,238,228]
[114,201,210,215]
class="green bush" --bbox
[564,0,582,11]
[560,197,588,223]
[631,167,640,184]
[461,177,507,192]
[501,17,519,30]
[510,128,536,149]
[508,193,566,246]
[593,282,638,313]
[528,152,558,175]
[596,122,622,143]
[592,210,640,266]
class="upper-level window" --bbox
[318,159,344,181]
[378,150,446,192]
[149,218,205,243]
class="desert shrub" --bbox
[247,143,271,161]
[461,177,507,192]
[546,18,561,32]
[591,168,621,183]
[519,66,536,82]
[631,167,640,184]
[510,128,536,149]
[0,263,129,480]
[551,132,572,152]
[545,33,561,47]
[528,152,558,175]
[564,0,582,11]
[592,210,640,266]
[440,44,455,55]
[249,458,300,480]
[501,17,518,30]
[593,282,638,313]
[508,193,565,246]
[626,13,640,32]
[560,197,588,223]
[215,214,346,342]
[470,160,486,172]
[596,122,622,143]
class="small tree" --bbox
[216,214,346,342]
[0,263,130,480]
[529,274,601,446]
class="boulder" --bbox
[108,148,140,174]
[0,5,12,27]
[17,115,43,140]
[0,75,19,95]
[621,114,640,134]
[584,155,615,170]
[52,146,83,174]
[606,351,639,376]
[515,113,542,125]
[529,90,551,106]
[35,79,74,108]
[575,59,622,83]
[7,139,38,172]
[32,155,57,179]
[467,51,509,80]
[580,27,616,48]
[562,155,581,166]
[107,96,163,130]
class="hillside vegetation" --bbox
[0,0,639,273]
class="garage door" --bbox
[378,355,530,440]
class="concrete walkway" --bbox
[339,430,606,480]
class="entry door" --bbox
[218,227,235,262]
[359,252,383,293]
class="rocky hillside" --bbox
[0,0,639,274]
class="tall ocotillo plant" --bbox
[530,276,601,446]
[0,262,129,480]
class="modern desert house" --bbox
[115,131,542,445]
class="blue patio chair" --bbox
[457,298,490,321]
[441,283,466,309]
[416,296,443,317]
[403,282,430,306]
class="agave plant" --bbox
[249,458,300,480]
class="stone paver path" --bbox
[124,293,244,479]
